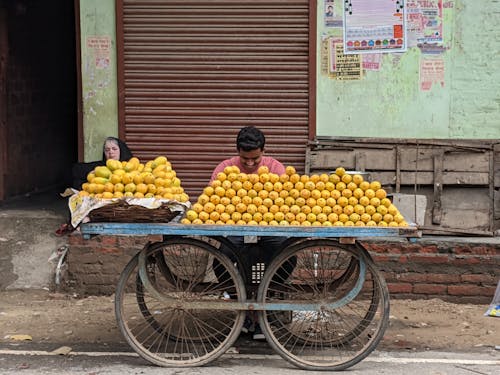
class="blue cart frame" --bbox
[81,223,419,371]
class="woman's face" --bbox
[104,140,120,160]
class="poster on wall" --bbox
[406,0,443,47]
[324,0,343,28]
[86,36,111,69]
[329,38,363,80]
[419,56,444,91]
[343,0,407,54]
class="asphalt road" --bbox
[0,343,498,375]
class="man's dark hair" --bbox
[236,126,266,151]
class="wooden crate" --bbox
[306,138,500,235]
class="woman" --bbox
[72,137,133,190]
[56,137,133,236]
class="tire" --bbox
[257,239,389,371]
[115,237,246,367]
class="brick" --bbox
[450,256,481,266]
[425,274,461,284]
[419,245,438,254]
[454,245,499,256]
[68,233,85,245]
[371,254,391,262]
[447,285,496,297]
[413,283,447,294]
[96,247,122,255]
[68,252,100,264]
[407,254,449,264]
[395,272,428,283]
[387,283,413,293]
[99,236,117,246]
[460,274,497,284]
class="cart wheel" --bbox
[257,239,389,371]
[115,238,246,367]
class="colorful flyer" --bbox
[406,0,443,47]
[343,0,407,54]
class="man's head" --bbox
[236,126,266,172]
[236,126,266,152]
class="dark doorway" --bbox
[0,0,77,201]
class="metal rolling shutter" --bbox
[117,0,313,197]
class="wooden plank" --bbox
[432,151,444,224]
[310,146,491,173]
[494,143,500,187]
[305,169,490,186]
[80,222,418,239]
[313,137,495,149]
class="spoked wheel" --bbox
[115,238,246,367]
[257,239,389,371]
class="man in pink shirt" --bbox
[210,126,285,182]
[210,126,290,340]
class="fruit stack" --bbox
[78,156,189,203]
[181,166,408,227]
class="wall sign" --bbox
[343,0,407,54]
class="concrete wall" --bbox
[79,1,499,144]
[316,0,499,139]
[79,0,119,162]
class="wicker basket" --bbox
[88,201,181,223]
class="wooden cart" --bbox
[81,223,419,371]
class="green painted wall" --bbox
[317,1,500,139]
[79,0,118,161]
[79,1,499,146]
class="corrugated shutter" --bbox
[117,0,313,197]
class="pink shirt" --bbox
[210,156,286,182]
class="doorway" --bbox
[0,0,77,201]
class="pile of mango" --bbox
[79,156,189,202]
[181,166,408,227]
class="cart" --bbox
[80,222,419,371]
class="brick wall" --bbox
[363,239,499,304]
[64,233,500,304]
[65,233,162,295]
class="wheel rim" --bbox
[115,238,246,367]
[257,239,389,371]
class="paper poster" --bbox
[321,37,330,75]
[419,56,444,91]
[406,0,443,47]
[324,0,343,28]
[329,39,363,80]
[343,0,407,54]
[362,54,382,71]
[86,36,111,69]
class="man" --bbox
[210,126,288,340]
[210,126,285,180]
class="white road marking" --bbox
[0,349,498,366]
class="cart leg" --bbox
[257,239,389,371]
[115,238,246,367]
